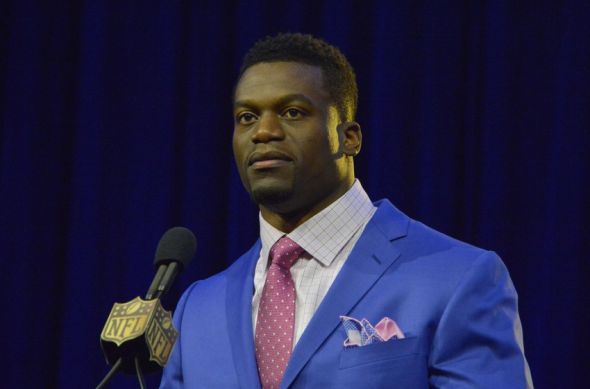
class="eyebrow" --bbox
[233,93,314,110]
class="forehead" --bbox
[234,62,330,105]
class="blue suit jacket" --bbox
[161,200,532,388]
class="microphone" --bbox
[97,227,196,388]
[146,226,197,299]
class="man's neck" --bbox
[259,179,355,233]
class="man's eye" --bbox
[237,112,257,124]
[283,108,304,119]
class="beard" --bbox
[249,184,293,208]
[242,166,300,213]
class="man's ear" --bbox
[339,121,362,156]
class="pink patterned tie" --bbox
[255,236,305,389]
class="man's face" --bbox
[232,61,353,217]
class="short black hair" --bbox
[239,33,358,122]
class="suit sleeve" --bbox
[160,282,199,389]
[428,251,533,388]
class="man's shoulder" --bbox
[372,198,496,268]
[371,199,512,315]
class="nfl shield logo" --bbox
[100,296,178,370]
[101,297,156,346]
[145,303,177,366]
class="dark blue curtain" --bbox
[1,1,588,388]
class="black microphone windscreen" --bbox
[154,226,197,269]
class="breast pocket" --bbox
[339,336,423,369]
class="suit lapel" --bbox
[226,241,262,389]
[282,200,410,388]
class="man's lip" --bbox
[248,150,293,166]
[250,159,292,169]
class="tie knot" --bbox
[269,236,305,270]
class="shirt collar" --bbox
[259,180,375,267]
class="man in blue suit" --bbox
[161,33,532,388]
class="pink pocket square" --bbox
[374,317,404,341]
[340,315,405,347]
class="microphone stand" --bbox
[135,356,147,389]
[96,263,174,388]
[95,356,146,389]
[95,358,122,389]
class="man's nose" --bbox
[251,113,284,143]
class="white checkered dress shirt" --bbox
[252,180,376,347]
